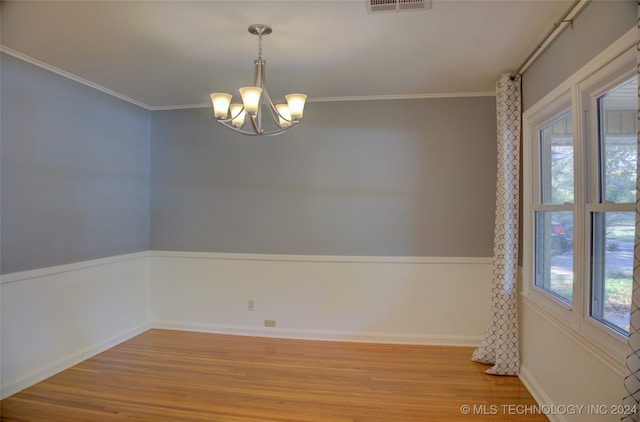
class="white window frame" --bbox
[525,91,574,322]
[580,54,636,347]
[522,29,636,364]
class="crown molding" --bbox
[2,46,496,111]
[1,46,153,110]
[148,250,493,265]
[152,91,497,111]
[307,91,497,103]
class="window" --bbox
[534,113,574,304]
[524,40,636,360]
[589,76,637,334]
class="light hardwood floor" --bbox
[1,329,547,421]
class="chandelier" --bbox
[210,24,308,136]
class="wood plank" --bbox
[1,330,547,421]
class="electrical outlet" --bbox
[264,319,276,327]
[248,300,255,311]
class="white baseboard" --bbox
[152,320,482,347]
[1,323,149,399]
[519,365,566,422]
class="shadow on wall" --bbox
[150,96,497,259]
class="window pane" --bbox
[535,211,573,303]
[591,212,634,334]
[598,76,637,204]
[539,113,573,204]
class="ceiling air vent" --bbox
[367,0,432,13]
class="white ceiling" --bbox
[1,0,572,110]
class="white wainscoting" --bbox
[0,252,150,399]
[150,251,493,346]
[519,296,626,422]
[1,251,494,400]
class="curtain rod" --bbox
[512,0,590,77]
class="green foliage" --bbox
[604,144,636,204]
[604,276,631,317]
[547,140,636,206]
[550,276,631,320]
[549,145,574,204]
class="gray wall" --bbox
[0,54,151,274]
[522,0,636,111]
[151,97,497,257]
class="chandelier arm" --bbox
[263,90,294,128]
[215,106,246,124]
[231,106,245,121]
[217,120,262,136]
[262,93,286,129]
[259,68,294,128]
[259,122,299,136]
[249,114,262,135]
[262,130,293,136]
[216,119,297,136]
[270,101,295,126]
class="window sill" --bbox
[520,292,626,377]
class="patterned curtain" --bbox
[471,73,521,376]
[623,3,640,420]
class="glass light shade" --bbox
[239,86,262,115]
[285,94,307,120]
[275,104,292,128]
[210,93,232,119]
[229,104,246,128]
